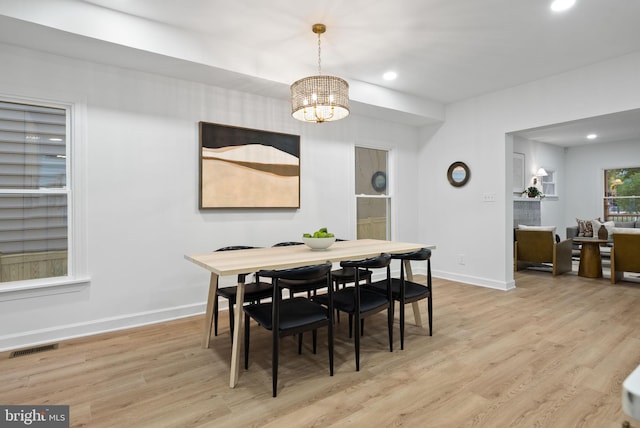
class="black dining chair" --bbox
[330,240,373,322]
[243,261,334,397]
[369,248,432,350]
[315,253,393,371]
[213,246,273,340]
[272,241,328,298]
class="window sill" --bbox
[0,277,90,302]
[513,196,559,201]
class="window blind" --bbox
[0,101,68,257]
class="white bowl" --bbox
[302,236,336,250]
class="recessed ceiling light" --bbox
[383,71,397,81]
[550,0,576,12]
[587,133,597,140]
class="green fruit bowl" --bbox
[302,236,336,250]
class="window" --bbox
[604,167,640,222]
[541,169,556,196]
[355,147,391,240]
[0,100,69,283]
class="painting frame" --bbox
[513,152,525,194]
[199,122,300,209]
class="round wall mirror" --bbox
[371,171,387,192]
[447,161,470,187]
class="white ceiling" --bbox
[513,108,640,148]
[1,0,640,141]
[77,0,640,104]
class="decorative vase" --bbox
[598,224,608,240]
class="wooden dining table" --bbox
[185,238,436,388]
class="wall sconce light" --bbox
[532,168,548,185]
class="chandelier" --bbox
[290,24,349,123]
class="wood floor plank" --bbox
[1,271,639,427]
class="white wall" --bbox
[0,43,422,350]
[418,51,640,290]
[513,136,566,231]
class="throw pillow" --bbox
[591,219,615,238]
[576,218,599,237]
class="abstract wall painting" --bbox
[199,122,300,209]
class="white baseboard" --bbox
[0,302,206,352]
[433,270,515,291]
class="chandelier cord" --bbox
[317,31,322,75]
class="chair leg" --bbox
[428,296,433,336]
[328,323,334,376]
[400,300,405,350]
[348,314,353,339]
[354,312,361,371]
[312,329,317,354]
[213,296,219,336]
[244,313,250,370]
[387,304,394,353]
[228,301,235,342]
[333,280,341,323]
[298,333,303,355]
[428,261,433,336]
[272,331,279,398]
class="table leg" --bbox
[404,259,424,328]
[202,273,219,348]
[229,281,245,388]
[578,243,603,278]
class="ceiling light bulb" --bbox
[587,134,597,140]
[550,0,576,12]
[383,71,397,81]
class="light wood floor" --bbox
[2,271,640,427]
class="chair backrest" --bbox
[390,248,431,283]
[612,233,640,272]
[390,248,431,261]
[272,242,304,247]
[259,262,333,301]
[515,229,554,262]
[340,253,392,269]
[258,261,332,283]
[215,245,256,252]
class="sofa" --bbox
[566,219,640,257]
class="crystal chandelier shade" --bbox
[290,24,349,123]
